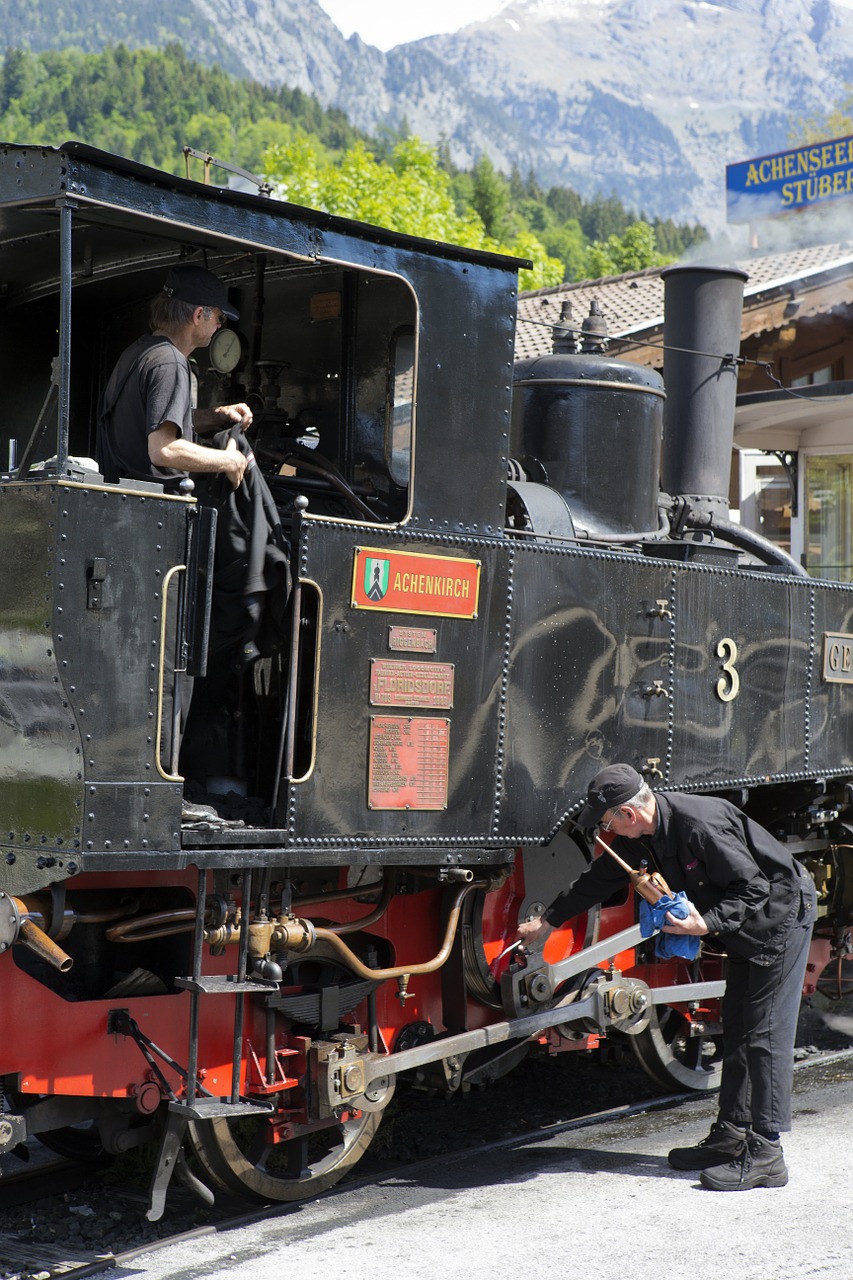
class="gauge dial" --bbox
[209,327,247,374]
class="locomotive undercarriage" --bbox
[2,795,851,1214]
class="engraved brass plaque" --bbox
[823,632,853,683]
[388,625,437,654]
[370,659,454,709]
[368,716,450,810]
[309,291,341,320]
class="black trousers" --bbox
[717,884,816,1133]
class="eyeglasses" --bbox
[600,810,620,831]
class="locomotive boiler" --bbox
[0,142,851,1217]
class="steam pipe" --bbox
[291,878,386,908]
[8,898,74,972]
[679,508,808,577]
[106,908,195,943]
[104,871,397,945]
[307,881,487,981]
[323,871,397,936]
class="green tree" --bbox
[789,96,853,145]
[542,218,590,281]
[581,192,631,242]
[587,221,667,278]
[0,44,701,290]
[264,135,563,289]
[471,154,512,240]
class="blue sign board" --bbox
[726,135,853,223]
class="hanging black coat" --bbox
[193,427,291,669]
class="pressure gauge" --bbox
[209,327,247,374]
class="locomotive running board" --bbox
[359,924,726,1090]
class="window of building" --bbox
[805,453,853,582]
[791,364,835,388]
[753,462,792,552]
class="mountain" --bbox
[4,0,853,225]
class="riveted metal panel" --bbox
[670,565,812,787]
[56,483,187,852]
[810,580,853,776]
[278,519,508,855]
[500,544,674,837]
[0,484,83,866]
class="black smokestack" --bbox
[661,264,748,517]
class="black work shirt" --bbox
[544,792,809,961]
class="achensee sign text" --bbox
[727,135,853,223]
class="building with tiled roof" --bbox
[517,242,853,365]
[516,242,853,579]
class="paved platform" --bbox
[106,1051,853,1280]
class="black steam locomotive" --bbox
[0,142,850,1217]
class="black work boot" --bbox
[668,1119,748,1171]
[699,1132,789,1190]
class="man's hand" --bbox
[515,915,553,947]
[662,901,708,936]
[193,403,254,433]
[214,402,253,430]
[220,436,248,489]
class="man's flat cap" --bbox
[162,264,239,320]
[578,763,644,826]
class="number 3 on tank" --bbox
[715,637,740,702]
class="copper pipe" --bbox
[13,912,74,972]
[105,908,195,944]
[291,878,386,909]
[19,895,134,941]
[324,871,397,936]
[310,881,486,980]
[104,867,395,946]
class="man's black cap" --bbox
[578,763,644,826]
[162,264,239,321]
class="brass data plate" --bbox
[309,290,341,320]
[388,625,437,654]
[823,632,853,683]
[368,716,450,810]
[369,659,454,709]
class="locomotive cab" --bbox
[0,142,524,866]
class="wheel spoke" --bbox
[630,1005,723,1092]
[244,1122,274,1168]
[188,1103,388,1203]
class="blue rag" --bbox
[638,891,701,960]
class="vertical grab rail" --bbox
[185,868,206,1108]
[57,198,73,475]
[155,564,187,783]
[232,869,253,1104]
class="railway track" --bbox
[0,1094,693,1280]
[2,1048,850,1280]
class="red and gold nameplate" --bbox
[352,546,480,619]
[368,716,450,810]
[370,659,454,709]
